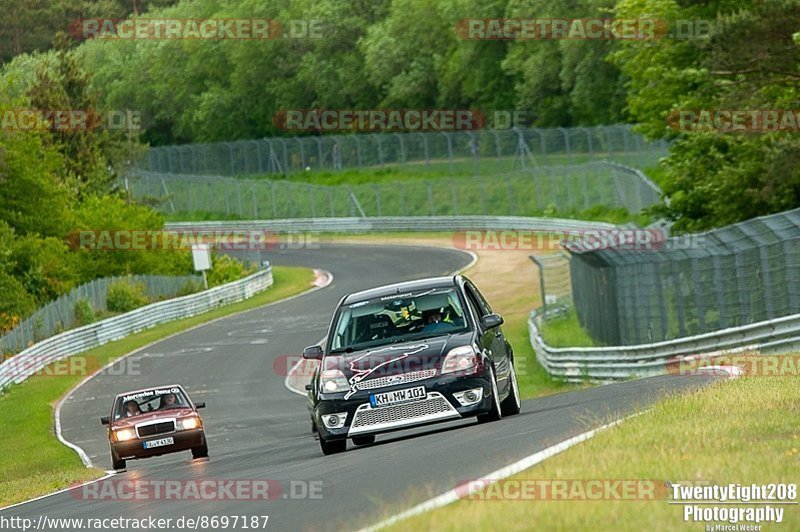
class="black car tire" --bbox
[352,435,375,446]
[319,432,347,455]
[111,450,126,470]
[191,441,209,459]
[477,366,502,423]
[311,419,317,433]
[500,361,521,416]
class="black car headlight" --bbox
[320,369,350,393]
[441,345,478,374]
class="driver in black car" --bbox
[422,308,453,333]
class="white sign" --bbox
[191,244,212,272]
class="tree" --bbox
[613,0,800,230]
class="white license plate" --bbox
[370,386,426,408]
[143,437,174,449]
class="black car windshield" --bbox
[114,386,190,420]
[330,287,468,352]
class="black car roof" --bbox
[342,276,460,304]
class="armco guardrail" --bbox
[0,267,273,392]
[529,308,800,382]
[164,215,618,234]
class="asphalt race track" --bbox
[1,244,716,531]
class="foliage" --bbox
[73,298,95,326]
[106,280,149,313]
[613,0,800,230]
[205,254,256,288]
[178,279,204,296]
[71,194,193,282]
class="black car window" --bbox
[464,282,490,318]
[470,283,493,314]
[330,287,468,352]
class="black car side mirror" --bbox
[481,313,504,329]
[100,416,109,425]
[195,402,206,409]
[303,345,323,360]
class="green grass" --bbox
[504,311,577,398]
[165,205,651,226]
[0,266,315,508]
[538,308,598,348]
[149,152,662,223]
[233,151,665,185]
[387,370,800,531]
[643,164,669,188]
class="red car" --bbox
[100,384,208,470]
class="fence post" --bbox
[418,133,429,168]
[226,142,236,175]
[161,178,176,213]
[315,138,324,169]
[557,127,571,165]
[786,240,800,314]
[467,132,479,176]
[374,134,384,168]
[395,133,407,168]
[296,138,306,170]
[441,132,454,176]
[529,255,548,315]
[279,139,289,176]
[345,186,366,218]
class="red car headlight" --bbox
[177,416,202,430]
[113,428,136,442]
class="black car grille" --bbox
[356,369,437,391]
[352,395,455,428]
[136,421,175,438]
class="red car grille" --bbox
[136,421,175,438]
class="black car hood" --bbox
[324,332,472,386]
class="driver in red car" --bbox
[159,392,179,410]
[122,400,142,418]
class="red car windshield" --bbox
[113,387,190,420]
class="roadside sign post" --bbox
[191,244,212,290]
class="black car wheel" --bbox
[352,435,375,446]
[477,365,502,423]
[191,441,209,459]
[500,360,521,416]
[319,432,347,455]
[111,450,126,470]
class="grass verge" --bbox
[0,266,316,508]
[387,371,800,530]
[538,308,598,348]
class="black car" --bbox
[303,275,521,455]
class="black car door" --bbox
[463,281,511,397]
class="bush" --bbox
[74,298,95,326]
[178,279,203,296]
[106,280,149,313]
[205,254,255,287]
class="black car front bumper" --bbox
[314,370,494,441]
